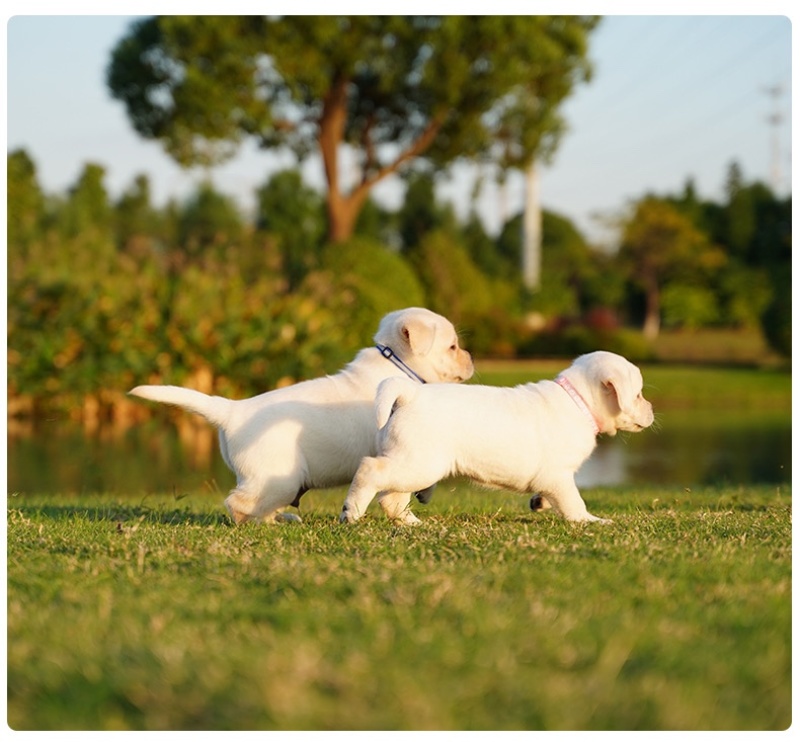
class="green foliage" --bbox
[398,171,458,250]
[715,266,772,328]
[304,237,426,353]
[7,485,791,730]
[411,230,492,314]
[520,326,654,363]
[107,15,599,241]
[255,169,327,287]
[7,149,46,249]
[178,181,244,256]
[353,197,399,248]
[7,145,792,419]
[760,268,791,358]
[114,174,164,252]
[661,284,719,330]
[108,16,597,169]
[60,163,114,241]
[618,196,727,338]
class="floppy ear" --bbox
[601,367,639,417]
[400,317,437,357]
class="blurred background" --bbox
[5,14,792,494]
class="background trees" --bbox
[617,197,725,340]
[107,15,599,242]
[8,141,790,422]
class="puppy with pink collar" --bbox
[340,351,654,525]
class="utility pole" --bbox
[763,84,784,192]
[521,161,541,291]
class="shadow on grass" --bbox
[11,502,232,527]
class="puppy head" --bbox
[374,307,474,383]
[568,351,654,436]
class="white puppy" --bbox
[340,351,653,525]
[130,307,473,524]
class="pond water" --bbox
[6,408,791,496]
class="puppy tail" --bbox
[375,376,419,430]
[129,385,231,428]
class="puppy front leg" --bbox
[542,477,612,524]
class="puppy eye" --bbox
[450,344,457,351]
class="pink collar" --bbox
[555,375,600,435]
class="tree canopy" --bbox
[107,15,599,241]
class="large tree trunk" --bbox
[326,191,367,243]
[318,75,446,244]
[319,77,351,243]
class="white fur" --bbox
[340,351,654,525]
[130,307,473,524]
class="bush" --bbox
[519,326,654,362]
[7,238,356,414]
[761,269,791,358]
[661,284,719,329]
[302,237,427,355]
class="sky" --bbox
[4,5,794,247]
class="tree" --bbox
[397,170,456,250]
[114,174,162,253]
[178,181,244,256]
[107,15,599,243]
[255,169,326,287]
[724,161,756,260]
[7,149,46,251]
[618,196,725,340]
[60,163,113,241]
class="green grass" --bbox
[7,484,791,731]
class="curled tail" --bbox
[129,385,232,428]
[375,376,420,430]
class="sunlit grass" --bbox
[7,484,791,731]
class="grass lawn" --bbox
[7,484,791,731]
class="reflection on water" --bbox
[7,409,792,496]
[577,409,791,488]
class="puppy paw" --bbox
[276,511,303,524]
[339,504,361,524]
[393,510,422,526]
[529,495,552,512]
[414,485,436,505]
[569,514,613,525]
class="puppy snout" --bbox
[639,400,655,428]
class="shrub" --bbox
[301,237,427,355]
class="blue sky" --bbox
[5,10,793,246]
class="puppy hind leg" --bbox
[340,457,381,523]
[342,456,433,524]
[225,487,260,525]
[225,482,304,525]
[529,494,553,512]
[414,484,437,504]
[378,491,421,526]
[341,456,415,523]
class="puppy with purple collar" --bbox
[130,307,473,524]
[340,351,654,525]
